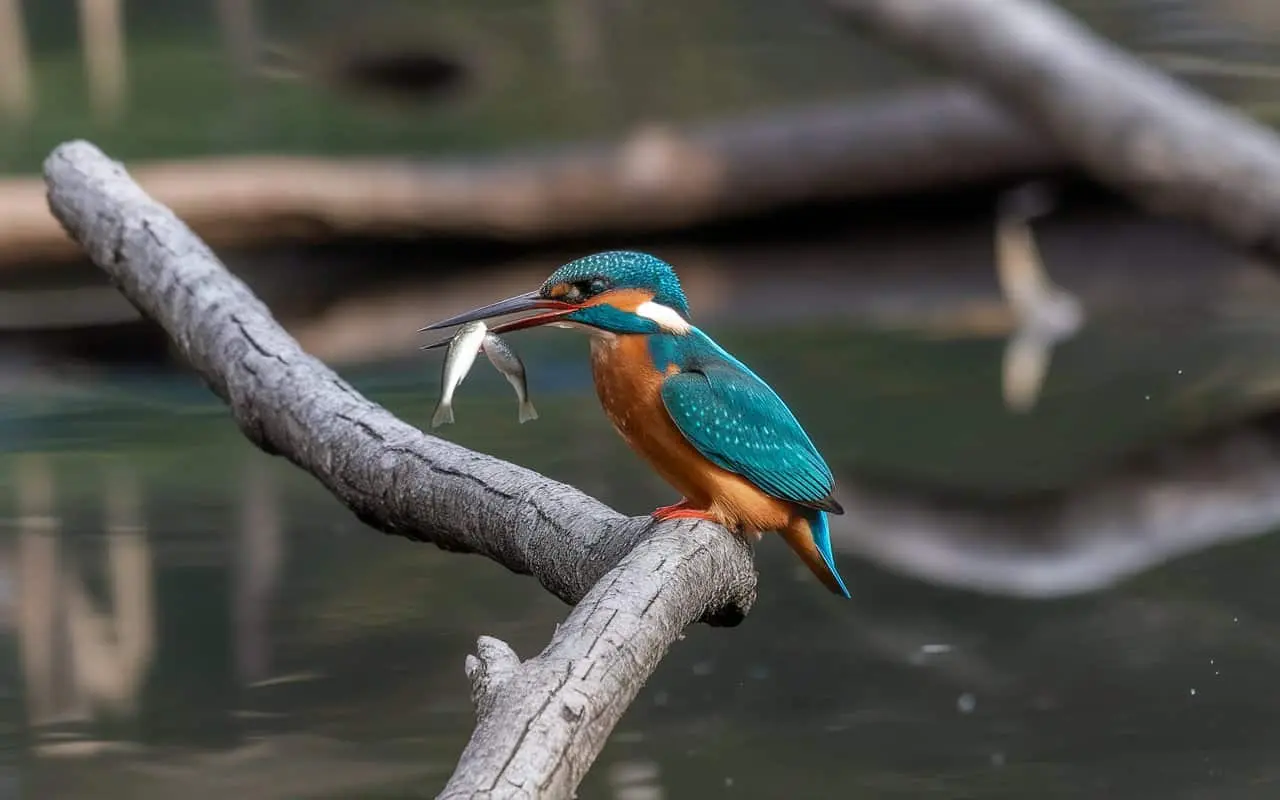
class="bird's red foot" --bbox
[651,498,692,518]
[651,500,718,524]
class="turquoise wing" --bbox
[660,361,842,513]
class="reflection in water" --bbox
[67,464,154,720]
[830,418,1280,597]
[8,190,1280,795]
[1,0,276,129]
[233,459,283,687]
[78,0,128,123]
[0,0,31,122]
[16,456,154,753]
[10,0,1280,796]
[12,452,294,758]
[10,305,1280,795]
[994,183,1085,414]
[217,0,263,82]
[609,759,665,800]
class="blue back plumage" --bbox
[653,329,840,512]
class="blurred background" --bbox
[8,1,1280,797]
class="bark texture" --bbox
[829,0,1280,257]
[42,139,757,799]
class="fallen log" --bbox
[1,87,1064,270]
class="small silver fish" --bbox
[431,321,538,427]
[432,321,487,428]
[481,331,539,424]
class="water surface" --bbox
[8,219,1280,797]
[8,2,1280,797]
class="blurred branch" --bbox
[0,88,1063,268]
[42,140,757,798]
[832,418,1280,598]
[829,0,1280,260]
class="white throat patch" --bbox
[635,300,692,334]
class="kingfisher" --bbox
[421,251,850,597]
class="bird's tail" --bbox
[780,511,851,598]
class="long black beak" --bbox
[418,290,577,349]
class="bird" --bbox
[420,251,850,597]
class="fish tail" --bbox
[431,402,454,428]
[780,511,851,598]
[518,399,538,423]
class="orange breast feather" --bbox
[589,335,794,533]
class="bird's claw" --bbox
[651,502,717,524]
[651,498,692,518]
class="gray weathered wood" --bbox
[42,139,757,799]
[829,0,1280,258]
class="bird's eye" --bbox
[588,278,608,294]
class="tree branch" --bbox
[828,0,1280,259]
[3,88,1062,270]
[42,139,757,799]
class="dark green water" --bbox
[9,229,1280,797]
[9,1,1280,797]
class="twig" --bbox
[828,0,1280,258]
[42,139,757,799]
